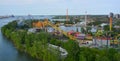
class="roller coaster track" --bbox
[44,20,77,41]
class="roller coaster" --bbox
[43,19,77,41]
[32,19,120,46]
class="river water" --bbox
[0,16,52,61]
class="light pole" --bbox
[104,31,110,48]
[100,35,103,47]
[91,25,97,47]
[118,38,120,48]
[106,33,109,48]
[111,37,114,48]
[110,32,116,48]
[91,28,97,47]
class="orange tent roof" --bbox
[33,21,44,28]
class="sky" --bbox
[0,0,120,15]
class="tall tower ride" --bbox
[85,11,87,27]
[66,9,68,24]
[109,12,113,31]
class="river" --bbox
[0,16,52,61]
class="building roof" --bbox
[48,44,68,57]
[33,21,44,28]
[100,23,108,27]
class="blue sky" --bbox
[0,0,120,15]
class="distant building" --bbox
[17,20,25,27]
[17,17,25,27]
[28,28,36,33]
[91,25,97,33]
[48,44,68,58]
[115,14,120,19]
[100,23,108,27]
[109,12,114,18]
[93,38,110,47]
[32,21,44,29]
[51,19,70,21]
[79,22,86,26]
[47,27,54,32]
[114,25,120,28]
[75,34,86,40]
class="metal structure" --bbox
[85,11,87,28]
[109,12,113,31]
[109,17,112,31]
[66,9,68,24]
[44,19,77,41]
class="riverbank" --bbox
[2,20,120,61]
[0,17,41,61]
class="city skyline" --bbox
[0,0,120,15]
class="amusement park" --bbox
[1,12,120,61]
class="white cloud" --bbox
[0,0,63,5]
[0,0,32,5]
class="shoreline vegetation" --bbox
[1,20,120,61]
